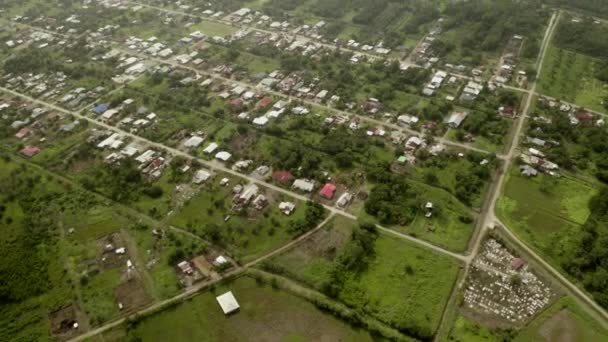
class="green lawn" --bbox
[447,314,503,342]
[64,206,129,242]
[80,268,122,326]
[192,20,238,37]
[497,168,597,276]
[538,45,608,112]
[98,276,378,341]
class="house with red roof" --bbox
[272,170,294,184]
[511,258,526,271]
[20,146,41,158]
[229,98,244,109]
[256,96,273,109]
[15,127,32,139]
[319,183,337,200]
[576,111,594,125]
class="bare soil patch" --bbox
[114,272,150,314]
[49,304,85,341]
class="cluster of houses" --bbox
[541,98,604,127]
[520,99,607,177]
[411,19,445,67]
[421,70,459,97]
[2,71,103,110]
[125,36,178,59]
[93,130,168,180]
[258,70,338,104]
[175,251,232,288]
[92,100,158,133]
[492,35,526,86]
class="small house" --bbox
[319,183,337,200]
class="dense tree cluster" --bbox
[320,223,378,297]
[288,201,327,235]
[554,19,608,59]
[563,188,608,308]
[434,0,547,56]
[547,0,608,17]
[365,172,425,226]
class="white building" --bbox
[216,291,240,315]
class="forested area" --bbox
[547,0,608,17]
[553,19,608,83]
[563,188,608,309]
[554,20,608,60]
[435,0,547,55]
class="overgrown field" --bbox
[93,276,379,342]
[262,216,461,340]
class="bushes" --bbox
[288,201,327,235]
[562,188,608,309]
[364,176,422,226]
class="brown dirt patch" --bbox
[538,309,577,342]
[49,304,84,341]
[113,272,150,314]
[229,130,258,156]
[192,255,216,279]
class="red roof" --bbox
[256,96,272,108]
[576,111,593,123]
[15,127,31,139]
[272,170,294,184]
[511,258,525,271]
[229,98,243,107]
[20,146,40,158]
[319,183,337,200]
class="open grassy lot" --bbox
[447,314,505,342]
[497,168,596,270]
[169,175,308,263]
[265,215,461,339]
[96,276,378,342]
[538,45,608,112]
[516,297,608,342]
[191,20,238,37]
[378,181,475,253]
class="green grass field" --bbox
[538,45,608,112]
[497,168,597,277]
[266,215,461,337]
[96,276,378,342]
[192,20,238,37]
[447,314,504,342]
